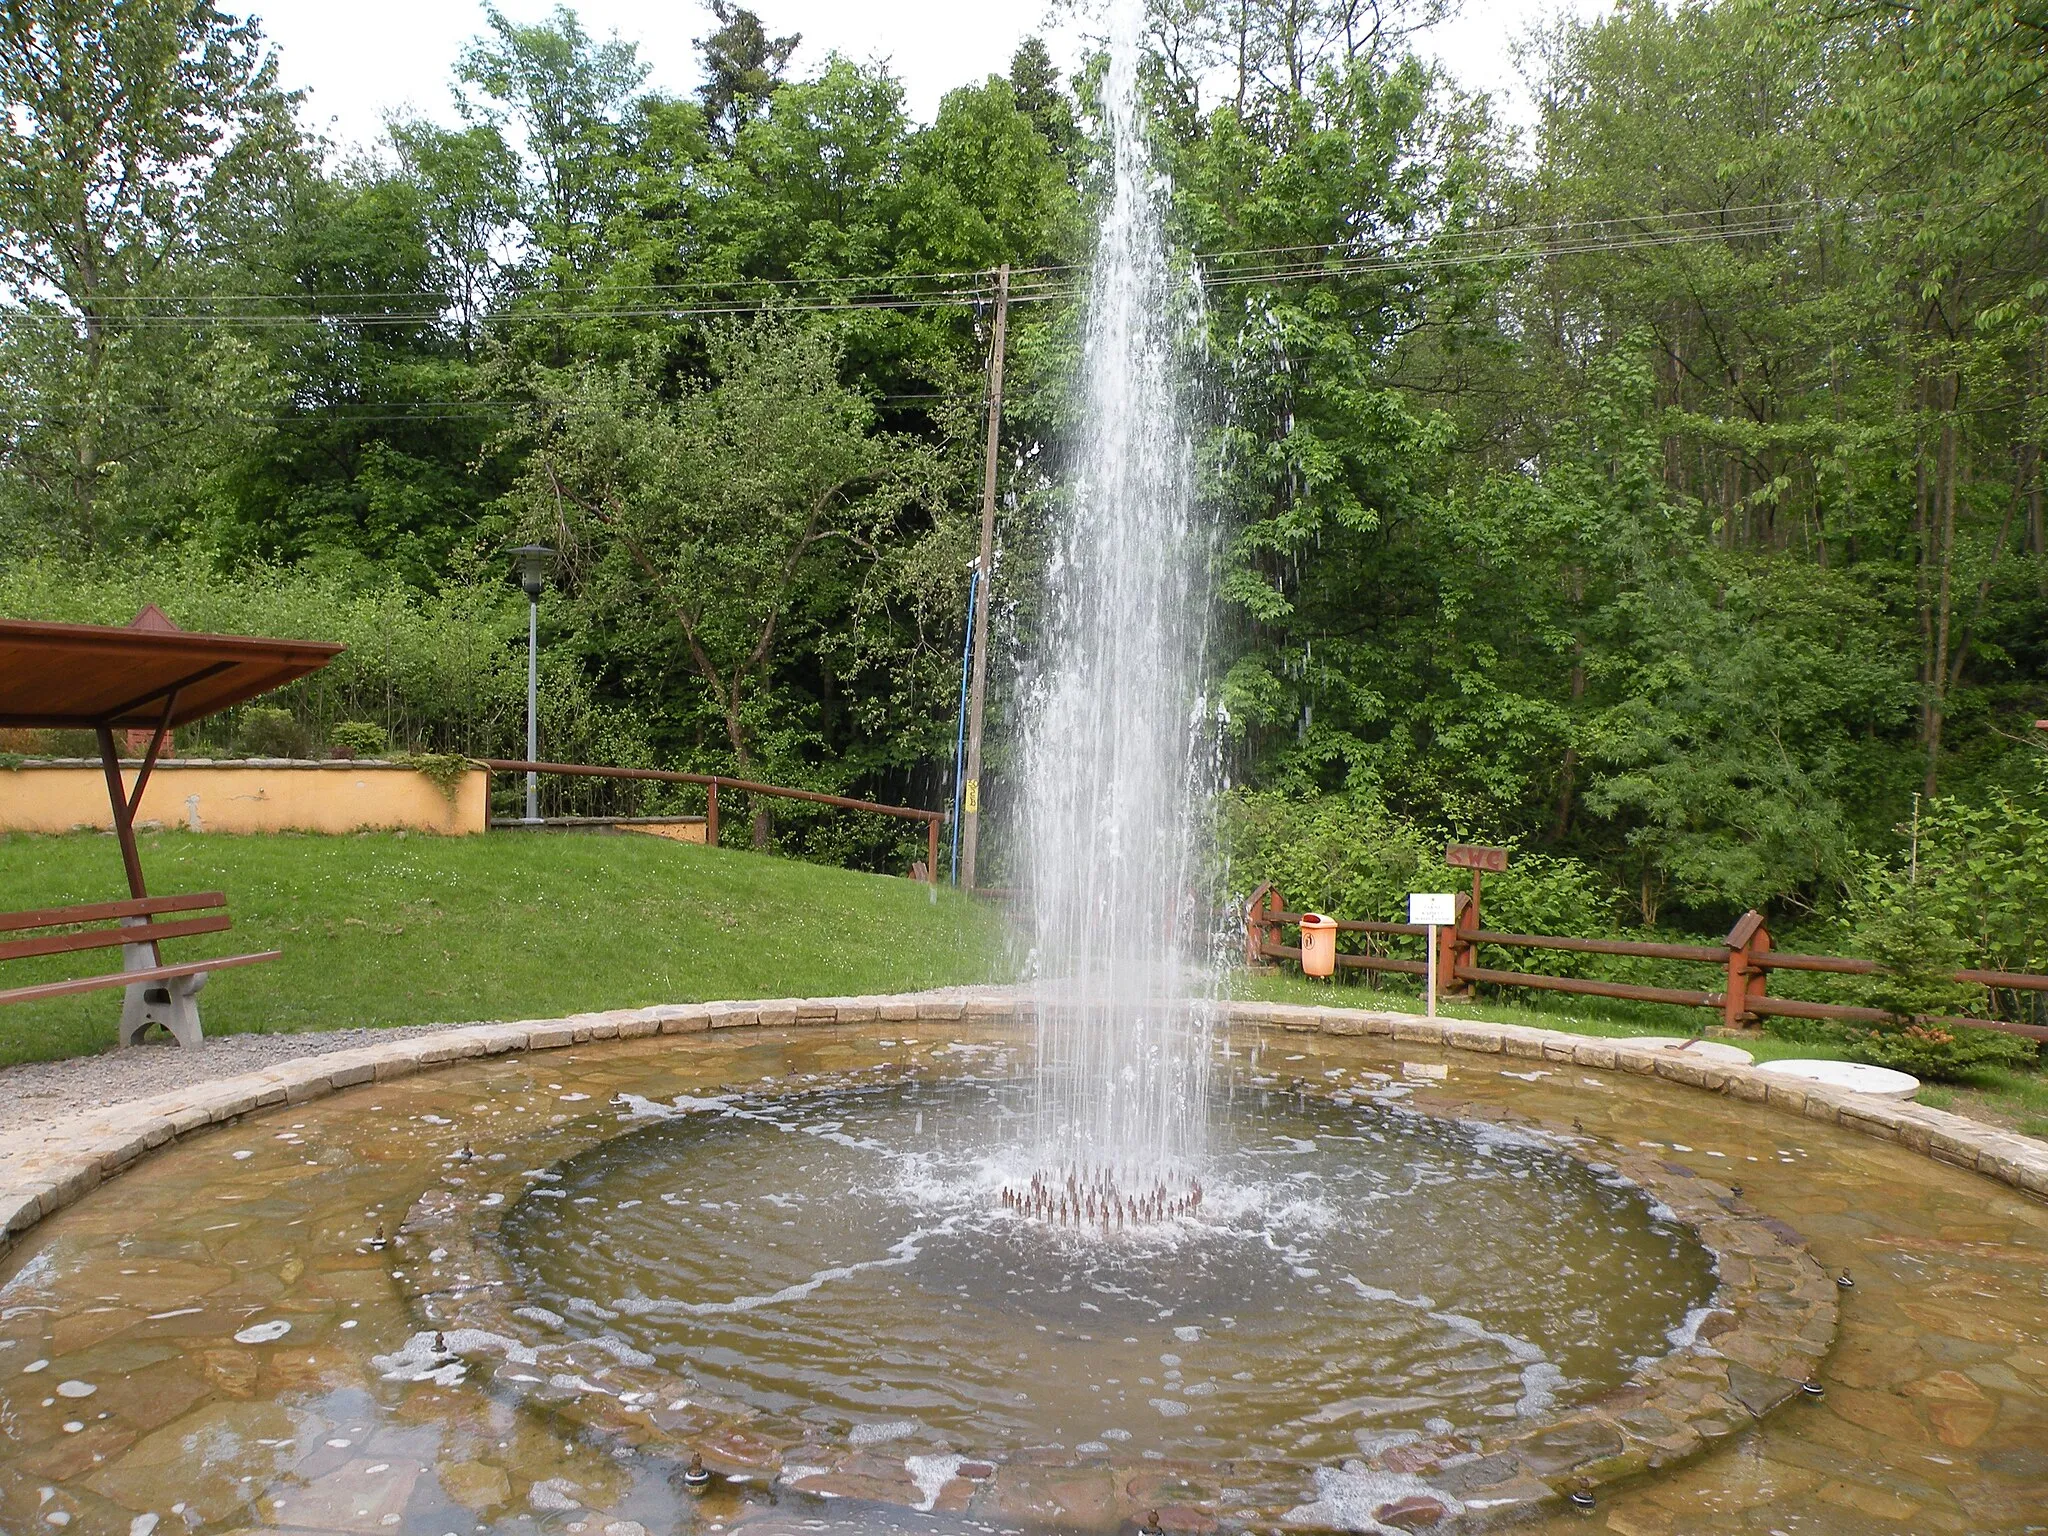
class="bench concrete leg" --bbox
[120,965,207,1049]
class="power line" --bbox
[32,263,1071,309]
[1190,196,1879,267]
[8,388,977,427]
[1193,208,1914,288]
[0,195,1933,326]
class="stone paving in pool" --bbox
[0,1010,2043,1534]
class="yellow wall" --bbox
[0,761,488,837]
[616,820,707,844]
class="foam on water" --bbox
[903,1453,964,1510]
[1284,1462,1466,1534]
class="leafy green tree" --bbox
[388,119,521,346]
[895,78,1082,270]
[506,321,948,840]
[0,0,295,547]
[703,60,910,279]
[1008,37,1080,162]
[695,2,800,147]
[457,4,648,277]
[195,151,496,585]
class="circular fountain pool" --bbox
[493,1079,1716,1463]
[7,1015,2046,1536]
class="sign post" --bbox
[1445,843,1509,931]
[1409,892,1457,1018]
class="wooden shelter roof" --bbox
[0,617,344,731]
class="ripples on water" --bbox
[499,1080,1716,1460]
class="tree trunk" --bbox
[1948,458,2022,694]
[2026,442,2046,596]
[71,231,105,550]
[718,697,772,850]
[1924,377,1960,798]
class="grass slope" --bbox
[0,829,1010,1068]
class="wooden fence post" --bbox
[705,780,719,847]
[1439,891,1472,996]
[1244,883,1284,968]
[1439,890,1476,995]
[1723,909,1770,1029]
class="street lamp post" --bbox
[509,545,553,825]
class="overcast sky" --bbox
[256,0,1612,156]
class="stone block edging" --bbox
[2,989,2042,1272]
[1234,1001,2048,1203]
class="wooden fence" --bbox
[1243,883,2048,1042]
[478,759,942,884]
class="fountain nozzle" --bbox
[999,1167,1203,1233]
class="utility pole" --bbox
[960,263,1009,890]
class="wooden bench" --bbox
[0,892,279,1048]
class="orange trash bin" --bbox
[1299,912,1337,978]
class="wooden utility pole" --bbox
[960,263,1009,890]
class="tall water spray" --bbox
[1020,0,1215,1176]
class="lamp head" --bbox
[509,544,553,600]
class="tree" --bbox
[0,0,294,547]
[1008,36,1079,161]
[457,4,648,277]
[388,119,521,347]
[894,77,1081,270]
[695,2,800,147]
[509,321,942,840]
[200,155,493,586]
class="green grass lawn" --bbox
[8,830,2043,1140]
[0,829,1012,1068]
[1232,969,2048,1138]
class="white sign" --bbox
[1408,892,1456,927]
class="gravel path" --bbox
[0,1022,475,1135]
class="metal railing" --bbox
[1244,883,2048,1042]
[479,759,942,884]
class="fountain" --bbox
[1019,0,1216,1182]
[6,5,2048,1531]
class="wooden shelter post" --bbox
[94,726,149,903]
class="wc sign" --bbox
[1408,892,1457,1018]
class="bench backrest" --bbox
[0,892,231,964]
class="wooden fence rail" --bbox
[1242,882,2048,1042]
[478,758,942,884]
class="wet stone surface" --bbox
[0,1009,2041,1535]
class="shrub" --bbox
[1841,861,1980,1023]
[329,721,391,757]
[237,706,311,758]
[1825,777,2048,1032]
[1219,789,1622,977]
[0,548,648,767]
[1842,1021,2038,1081]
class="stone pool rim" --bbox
[3,988,2040,1529]
[6,990,2043,1272]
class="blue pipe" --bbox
[950,566,981,885]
